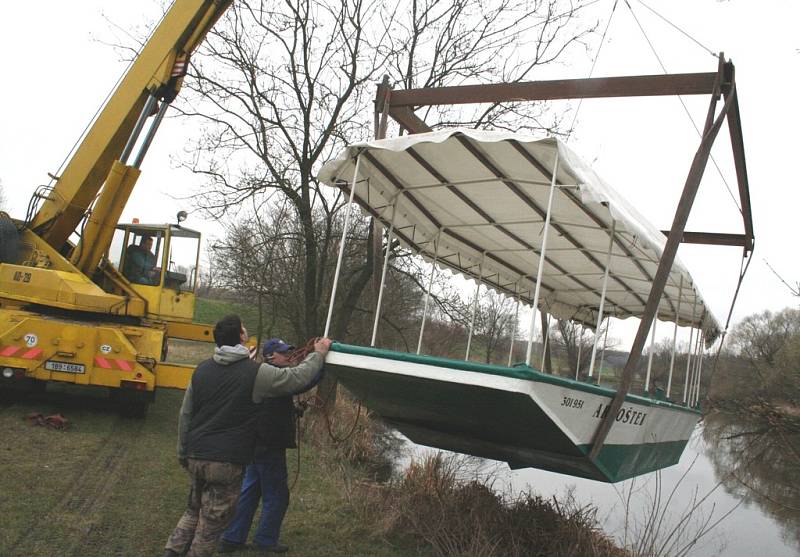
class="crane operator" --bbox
[124,235,159,285]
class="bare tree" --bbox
[386,0,596,133]
[178,0,595,339]
[475,290,517,364]
[552,318,599,377]
[171,0,595,403]
[730,309,800,367]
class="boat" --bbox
[315,65,752,483]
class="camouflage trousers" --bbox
[165,458,245,557]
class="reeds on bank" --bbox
[299,391,627,557]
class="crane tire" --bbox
[0,212,20,264]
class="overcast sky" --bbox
[1,0,798,346]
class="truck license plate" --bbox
[45,360,86,374]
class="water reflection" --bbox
[399,418,799,556]
[703,407,800,549]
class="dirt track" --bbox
[0,386,187,557]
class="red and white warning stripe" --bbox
[171,57,189,77]
[94,357,135,371]
[0,346,43,359]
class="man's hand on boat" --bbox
[314,337,333,357]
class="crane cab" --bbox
[109,222,201,322]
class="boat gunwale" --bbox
[330,342,701,415]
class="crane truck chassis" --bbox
[0,0,234,415]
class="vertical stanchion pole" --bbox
[324,154,361,338]
[525,149,560,366]
[575,323,585,380]
[688,330,701,406]
[507,283,521,367]
[645,316,658,393]
[694,333,706,406]
[465,255,485,361]
[666,276,684,398]
[692,329,704,406]
[416,230,442,355]
[682,297,697,404]
[597,316,611,384]
[588,219,616,377]
[370,200,397,346]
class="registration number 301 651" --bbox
[45,360,86,374]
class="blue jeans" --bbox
[222,450,289,547]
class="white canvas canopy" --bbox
[318,129,720,343]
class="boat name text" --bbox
[591,403,647,426]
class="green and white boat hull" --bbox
[327,343,700,483]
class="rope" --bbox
[763,258,800,297]
[288,402,303,492]
[635,0,718,59]
[623,0,742,216]
[567,0,619,140]
[288,337,364,445]
[302,378,364,444]
[708,248,755,383]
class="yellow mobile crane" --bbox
[0,0,234,415]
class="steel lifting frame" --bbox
[372,55,754,461]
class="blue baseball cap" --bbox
[262,338,295,357]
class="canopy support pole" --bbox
[465,254,485,361]
[589,219,616,378]
[645,316,658,393]
[691,328,704,406]
[416,229,442,355]
[324,154,361,338]
[694,335,706,406]
[683,297,698,404]
[666,276,684,397]
[525,149,559,366]
[688,329,701,406]
[507,283,521,366]
[370,201,397,347]
[575,323,584,380]
[589,65,731,460]
[597,316,611,384]
[688,332,698,406]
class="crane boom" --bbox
[30,0,232,253]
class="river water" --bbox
[403,411,799,556]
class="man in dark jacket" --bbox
[164,316,330,557]
[219,339,323,554]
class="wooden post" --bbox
[540,311,552,373]
[588,62,732,460]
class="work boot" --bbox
[217,539,247,553]
[163,550,180,557]
[254,542,289,554]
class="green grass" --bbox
[0,384,421,557]
[193,296,261,329]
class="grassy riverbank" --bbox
[0,386,428,557]
[0,331,628,556]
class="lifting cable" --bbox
[47,8,168,188]
[619,1,756,391]
[708,249,754,384]
[623,0,742,216]
[567,0,619,139]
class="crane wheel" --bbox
[0,212,20,264]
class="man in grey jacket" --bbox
[164,315,330,557]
